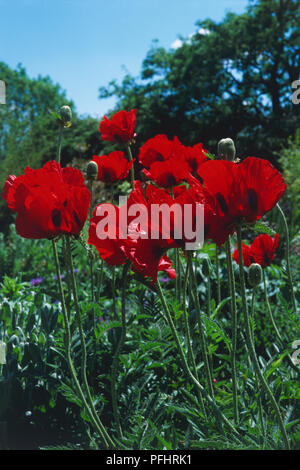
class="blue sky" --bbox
[0,0,249,119]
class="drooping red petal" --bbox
[99,109,137,143]
[3,161,90,239]
[249,233,279,267]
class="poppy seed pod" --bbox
[59,105,72,127]
[86,161,98,181]
[248,263,262,287]
[218,138,236,161]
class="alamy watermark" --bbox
[291,80,300,105]
[0,80,6,104]
[95,197,204,250]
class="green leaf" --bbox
[249,221,276,236]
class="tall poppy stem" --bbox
[236,226,290,450]
[262,270,300,375]
[126,144,135,189]
[52,239,115,448]
[56,124,63,165]
[262,269,281,339]
[276,203,297,313]
[97,258,104,303]
[111,262,130,438]
[187,252,214,398]
[215,245,221,305]
[182,260,207,418]
[111,266,118,320]
[225,238,239,425]
[156,280,243,441]
[64,236,115,448]
[250,287,266,441]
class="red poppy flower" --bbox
[3,161,90,239]
[88,204,127,266]
[121,235,176,283]
[181,142,207,174]
[99,109,137,143]
[145,183,210,250]
[139,135,182,168]
[92,151,134,183]
[232,233,279,268]
[232,244,253,267]
[249,233,279,267]
[88,180,178,282]
[143,158,190,188]
[195,157,286,245]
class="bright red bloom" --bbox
[88,204,127,266]
[3,175,17,200]
[250,233,279,267]
[3,161,90,239]
[143,159,190,188]
[99,109,137,143]
[181,142,207,174]
[232,244,253,267]
[139,135,182,168]
[88,180,178,282]
[195,157,286,245]
[232,233,279,267]
[92,151,134,183]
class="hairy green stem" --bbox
[250,288,266,441]
[97,258,104,303]
[156,280,243,441]
[182,260,207,418]
[127,144,135,189]
[236,226,290,450]
[56,125,63,165]
[262,270,300,375]
[111,266,118,320]
[225,238,239,425]
[263,269,281,339]
[52,239,114,448]
[276,203,297,312]
[187,252,214,398]
[64,236,115,448]
[215,245,221,305]
[111,262,130,438]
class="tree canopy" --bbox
[0,62,103,230]
[99,0,300,164]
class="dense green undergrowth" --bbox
[0,221,299,450]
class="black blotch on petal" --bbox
[73,211,81,228]
[52,209,62,228]
[166,174,177,188]
[247,189,258,212]
[216,193,229,214]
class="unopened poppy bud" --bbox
[59,105,72,127]
[248,263,262,287]
[86,161,98,181]
[202,257,211,277]
[218,138,236,161]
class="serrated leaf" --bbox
[249,221,276,236]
